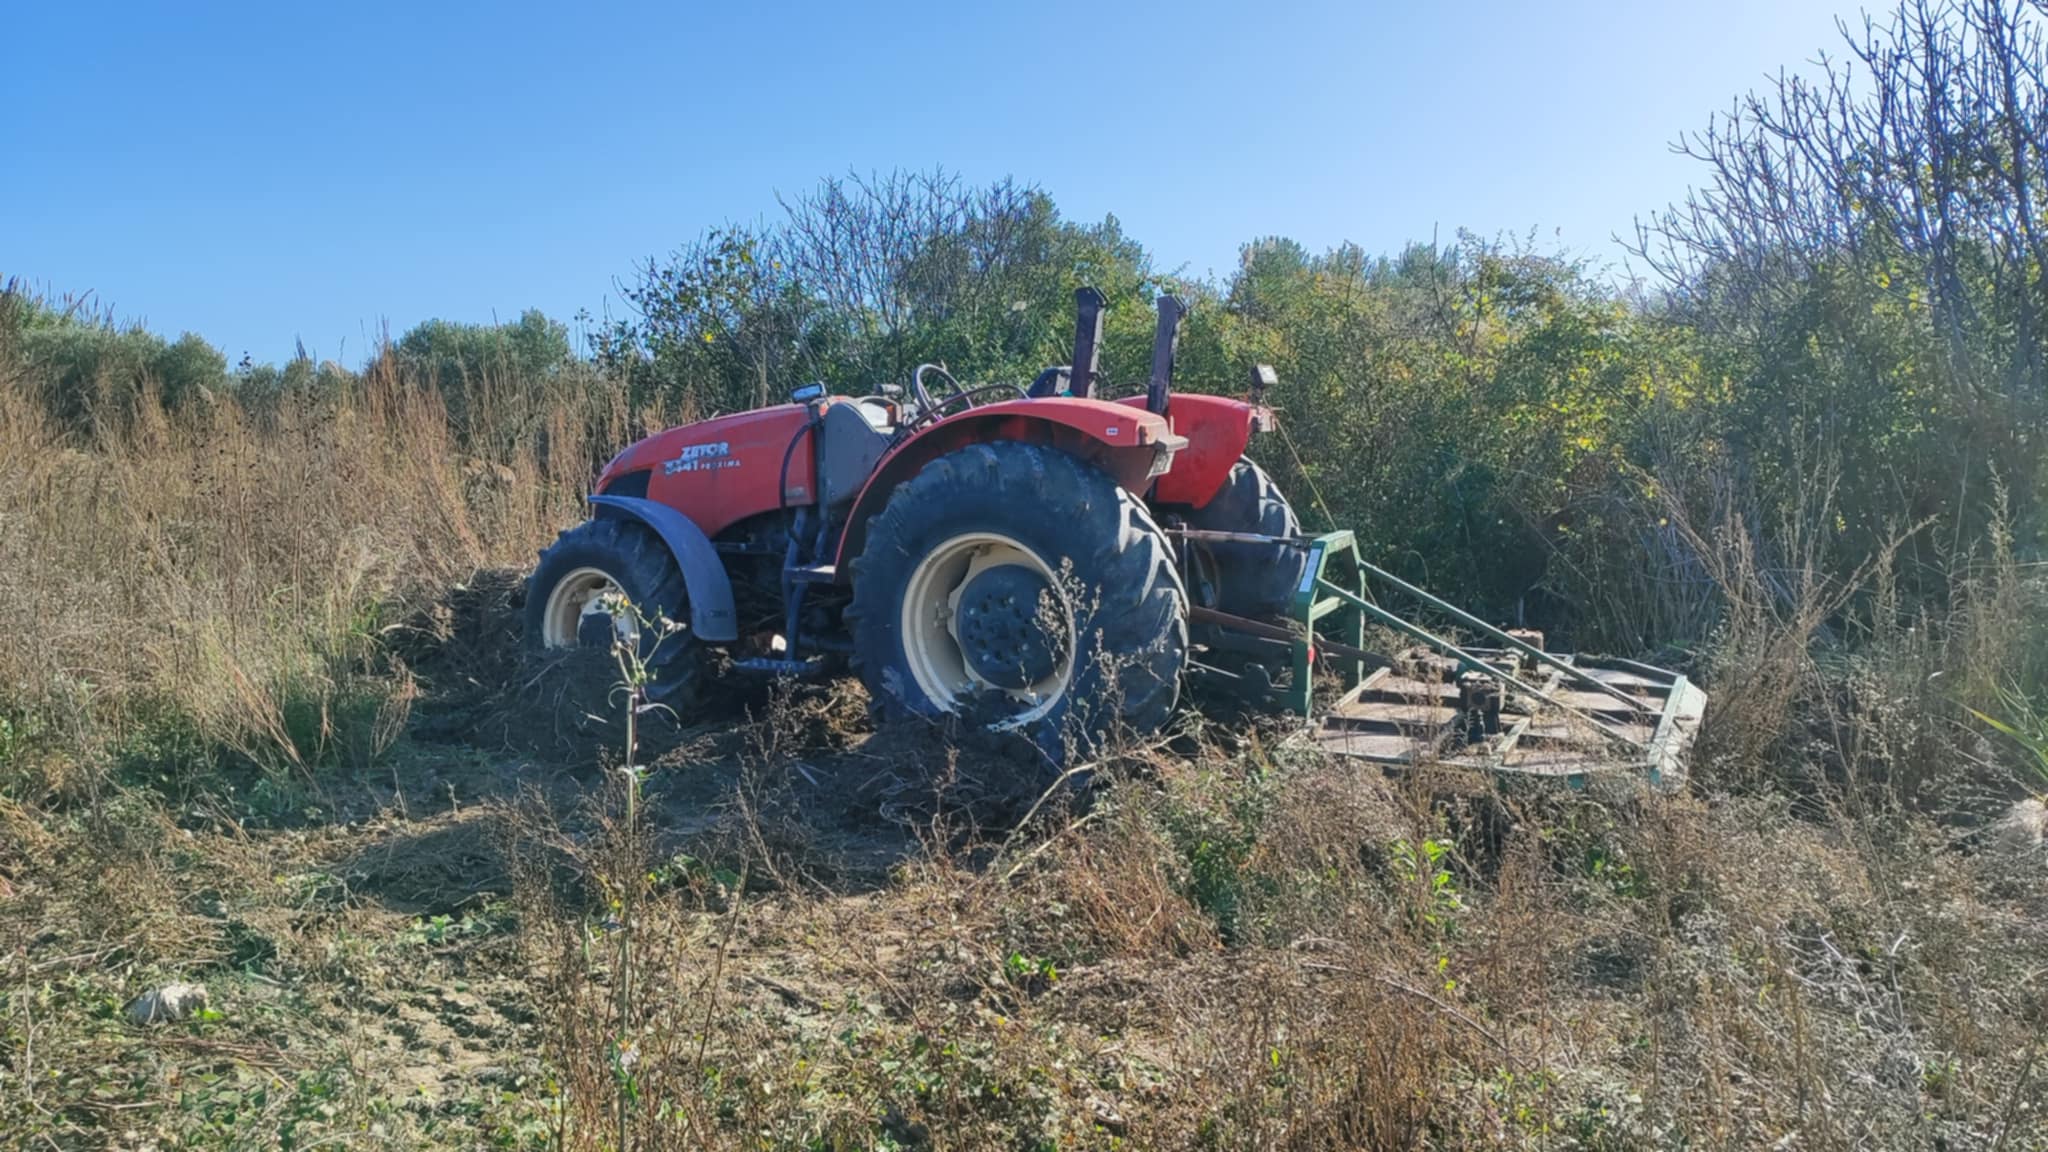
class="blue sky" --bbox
[5,0,1853,366]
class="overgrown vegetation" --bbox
[4,2,2047,1148]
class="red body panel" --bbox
[595,391,1244,571]
[944,397,1181,452]
[829,397,1179,572]
[1114,393,1264,508]
[596,403,816,538]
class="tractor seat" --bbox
[819,398,894,508]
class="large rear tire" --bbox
[847,442,1187,768]
[525,518,701,704]
[1182,458,1307,619]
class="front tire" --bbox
[524,518,700,704]
[848,442,1187,767]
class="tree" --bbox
[11,294,230,439]
[610,169,1170,417]
[1221,234,1691,627]
[1633,0,2048,578]
[394,310,572,396]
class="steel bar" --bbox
[1352,558,1654,715]
[1190,605,1387,668]
[1164,527,1311,548]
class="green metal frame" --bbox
[1281,531,1370,715]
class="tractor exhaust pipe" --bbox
[1146,294,1187,416]
[1069,286,1105,399]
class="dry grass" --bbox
[8,718,2044,1149]
[480,739,2044,1151]
[0,349,615,794]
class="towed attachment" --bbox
[1176,527,1706,788]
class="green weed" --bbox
[1966,681,2048,794]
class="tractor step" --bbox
[789,564,838,584]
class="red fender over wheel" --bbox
[830,398,1183,573]
[1113,392,1264,509]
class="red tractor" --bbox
[532,289,1708,782]
[527,290,1303,764]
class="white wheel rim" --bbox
[540,566,628,649]
[899,532,1075,726]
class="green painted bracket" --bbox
[1281,531,1369,716]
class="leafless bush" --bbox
[1638,1,2048,394]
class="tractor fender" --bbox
[831,399,1181,573]
[588,494,739,642]
[1113,393,1266,509]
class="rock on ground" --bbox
[126,983,209,1025]
[1990,797,2047,853]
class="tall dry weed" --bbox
[0,335,612,787]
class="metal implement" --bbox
[1307,577,1649,751]
[1178,528,1706,788]
[1314,652,1706,789]
[1345,557,1657,717]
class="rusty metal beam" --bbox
[1188,605,1386,669]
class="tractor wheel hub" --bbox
[952,564,1063,691]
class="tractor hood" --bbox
[597,403,810,486]
[594,403,817,537]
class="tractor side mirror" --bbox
[790,382,826,402]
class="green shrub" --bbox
[17,315,227,436]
